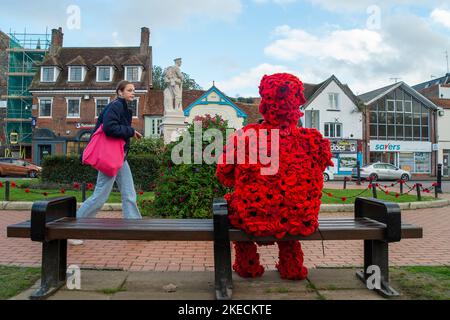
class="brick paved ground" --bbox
[1,206,449,272]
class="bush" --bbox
[148,115,231,219]
[41,154,161,192]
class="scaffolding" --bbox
[2,29,50,159]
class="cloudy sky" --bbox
[1,0,450,97]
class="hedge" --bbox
[41,154,160,191]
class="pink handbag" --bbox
[82,124,125,177]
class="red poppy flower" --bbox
[11,182,17,188]
[25,189,30,194]
[60,189,66,194]
[73,182,81,190]
[43,192,48,197]
[87,183,94,190]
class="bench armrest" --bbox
[31,196,77,242]
[355,197,401,243]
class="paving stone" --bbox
[59,270,128,292]
[307,268,367,290]
[318,289,385,300]
[47,291,112,300]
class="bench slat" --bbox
[7,218,423,241]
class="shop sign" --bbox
[370,140,432,152]
[330,140,357,153]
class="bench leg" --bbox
[356,240,399,298]
[31,240,68,300]
[214,214,233,300]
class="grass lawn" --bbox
[0,179,154,203]
[391,266,450,300]
[0,188,154,203]
[321,188,435,204]
[0,266,40,300]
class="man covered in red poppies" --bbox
[216,73,333,280]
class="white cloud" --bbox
[431,8,450,29]
[253,0,297,5]
[263,12,450,94]
[216,63,295,97]
[214,63,323,97]
[265,26,397,64]
[307,0,441,12]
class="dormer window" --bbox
[68,66,86,82]
[97,66,113,82]
[125,66,143,82]
[41,67,58,83]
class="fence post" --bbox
[435,184,439,199]
[82,182,87,203]
[343,177,347,190]
[400,181,404,195]
[372,183,378,199]
[436,164,443,194]
[356,160,361,186]
[416,184,422,202]
[5,181,10,202]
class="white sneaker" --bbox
[68,239,84,246]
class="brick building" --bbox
[29,27,152,165]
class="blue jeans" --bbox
[77,161,142,219]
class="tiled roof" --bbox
[429,97,450,109]
[413,73,450,91]
[30,46,152,91]
[66,55,87,66]
[93,56,116,67]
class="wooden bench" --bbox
[7,196,423,300]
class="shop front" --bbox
[370,140,433,175]
[330,140,363,175]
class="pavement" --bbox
[12,269,389,300]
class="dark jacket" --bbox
[94,97,135,158]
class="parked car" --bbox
[352,162,411,182]
[323,167,335,182]
[0,158,42,178]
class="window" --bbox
[41,67,55,82]
[125,66,141,82]
[38,98,52,117]
[399,153,415,172]
[97,66,112,82]
[370,89,430,142]
[0,100,6,108]
[415,153,431,173]
[304,110,320,129]
[324,123,342,138]
[69,67,84,82]
[95,98,110,118]
[328,93,340,110]
[67,98,81,118]
[148,117,163,136]
[128,99,139,118]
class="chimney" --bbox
[50,27,64,56]
[140,27,150,55]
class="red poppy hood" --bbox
[258,73,306,127]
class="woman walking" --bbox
[69,81,143,245]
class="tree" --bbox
[152,65,202,90]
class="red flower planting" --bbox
[217,73,333,280]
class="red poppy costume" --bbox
[217,73,333,280]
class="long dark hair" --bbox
[116,80,132,97]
